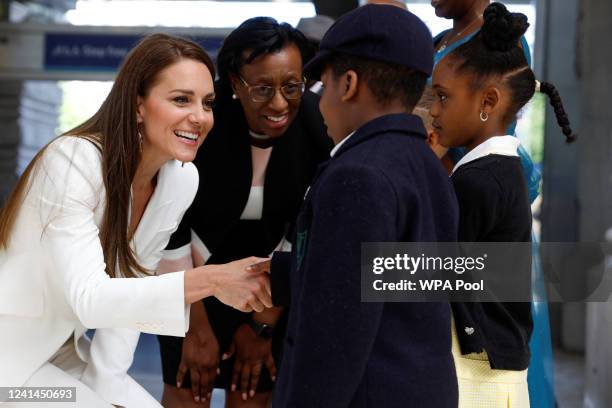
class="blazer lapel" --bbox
[131,161,176,262]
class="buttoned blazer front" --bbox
[0,136,196,404]
[272,114,460,408]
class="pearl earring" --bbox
[232,93,238,100]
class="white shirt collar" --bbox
[330,131,356,157]
[249,129,272,140]
[451,135,521,175]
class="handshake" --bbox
[184,257,274,312]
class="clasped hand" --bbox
[212,258,272,313]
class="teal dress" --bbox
[433,29,556,408]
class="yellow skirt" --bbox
[451,318,530,408]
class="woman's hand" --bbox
[176,322,220,404]
[185,257,272,311]
[210,257,272,312]
[224,323,277,401]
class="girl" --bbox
[430,2,567,406]
[431,0,539,199]
[431,3,575,407]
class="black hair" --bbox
[326,53,428,111]
[216,17,310,99]
[540,81,576,142]
[448,2,576,142]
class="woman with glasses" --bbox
[156,17,332,408]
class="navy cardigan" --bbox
[451,154,533,370]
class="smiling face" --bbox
[430,58,483,149]
[137,58,215,164]
[231,44,303,138]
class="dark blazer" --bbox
[271,114,459,408]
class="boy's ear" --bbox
[341,69,359,102]
[481,86,502,115]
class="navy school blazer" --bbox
[271,113,460,408]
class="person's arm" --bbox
[224,305,281,401]
[222,236,290,398]
[277,164,396,407]
[184,261,271,308]
[39,138,271,337]
[177,300,220,404]
[159,233,221,405]
[451,167,503,242]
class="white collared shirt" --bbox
[451,135,521,175]
[330,131,356,157]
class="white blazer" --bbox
[0,137,198,406]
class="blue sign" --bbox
[44,33,224,72]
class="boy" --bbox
[268,5,459,407]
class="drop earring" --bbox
[137,131,143,152]
[479,111,489,122]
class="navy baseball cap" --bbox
[304,4,434,79]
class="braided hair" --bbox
[539,82,576,142]
[448,2,576,143]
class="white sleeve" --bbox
[80,328,140,407]
[38,137,188,336]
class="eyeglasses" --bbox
[237,75,306,103]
